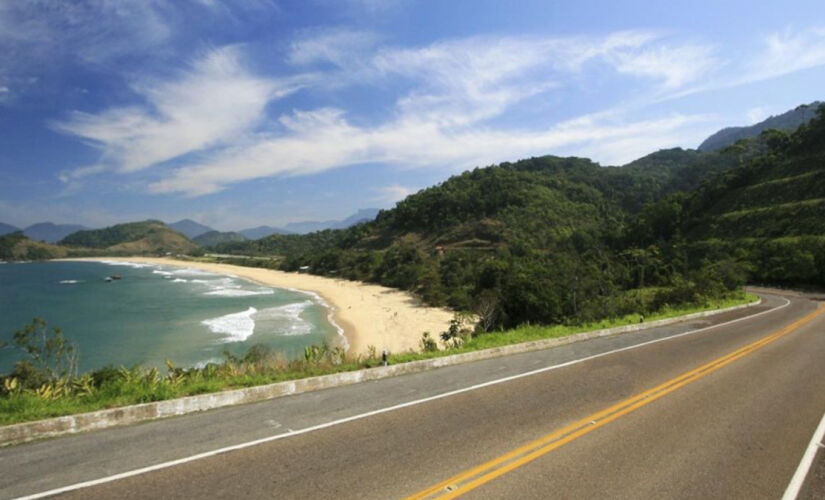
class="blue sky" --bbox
[0,0,823,230]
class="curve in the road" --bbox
[408,303,825,499]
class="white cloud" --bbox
[746,106,770,125]
[662,27,825,101]
[288,28,379,66]
[745,27,825,82]
[373,184,418,204]
[47,29,751,196]
[610,43,718,89]
[53,46,306,177]
[149,106,712,195]
[143,32,721,195]
[0,1,172,68]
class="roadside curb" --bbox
[0,298,761,447]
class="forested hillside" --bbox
[193,230,247,247]
[0,232,67,260]
[678,107,825,286]
[59,220,198,255]
[213,145,748,328]
[698,102,821,152]
[215,104,824,330]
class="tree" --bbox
[1,318,78,384]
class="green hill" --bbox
[0,232,67,261]
[215,151,746,328]
[60,220,198,255]
[698,102,821,152]
[678,108,825,286]
[216,103,825,329]
[193,230,247,248]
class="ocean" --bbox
[0,260,342,374]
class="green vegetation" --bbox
[698,102,821,152]
[213,148,752,330]
[208,105,825,337]
[59,220,167,248]
[653,105,825,288]
[0,291,756,425]
[192,230,247,247]
[0,232,67,261]
[393,290,758,362]
[58,220,198,255]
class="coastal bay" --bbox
[66,257,455,358]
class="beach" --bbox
[65,257,455,357]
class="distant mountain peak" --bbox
[167,219,214,239]
[0,222,20,236]
[282,208,381,234]
[698,101,822,152]
[238,225,292,240]
[193,230,248,247]
[23,222,88,243]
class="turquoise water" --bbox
[0,261,342,373]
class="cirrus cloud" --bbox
[50,26,823,197]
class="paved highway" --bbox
[3,291,824,499]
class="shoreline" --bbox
[59,257,455,357]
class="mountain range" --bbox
[698,101,821,152]
[166,210,383,241]
[0,223,18,236]
[23,222,88,243]
[280,208,382,234]
[237,226,291,240]
[167,219,215,240]
[192,230,248,247]
[0,222,88,242]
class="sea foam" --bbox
[189,275,274,297]
[59,279,81,284]
[202,307,258,342]
[204,288,275,297]
[172,268,218,277]
[99,260,154,269]
[255,301,313,336]
[284,287,348,349]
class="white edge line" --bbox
[783,410,825,500]
[16,296,792,500]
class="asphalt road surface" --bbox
[3,291,824,499]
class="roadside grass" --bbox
[0,290,758,426]
[389,290,759,363]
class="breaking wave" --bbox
[254,301,314,336]
[201,307,258,342]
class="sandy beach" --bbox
[66,257,455,357]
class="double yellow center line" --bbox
[406,303,825,500]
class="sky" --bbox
[0,0,823,230]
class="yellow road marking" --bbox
[406,303,825,500]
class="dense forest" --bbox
[211,105,825,330]
[204,105,822,330]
